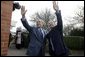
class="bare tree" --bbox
[68,6,84,29]
[30,9,56,29]
[63,5,84,36]
[73,6,84,24]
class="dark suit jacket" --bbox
[21,18,46,56]
[45,10,69,56]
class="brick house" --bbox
[1,1,13,56]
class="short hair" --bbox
[36,19,46,26]
[48,20,55,26]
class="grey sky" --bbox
[11,1,84,32]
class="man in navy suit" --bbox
[20,6,47,56]
[45,1,69,56]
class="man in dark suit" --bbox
[20,6,47,56]
[45,1,69,56]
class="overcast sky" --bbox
[11,1,84,32]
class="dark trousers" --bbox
[49,47,55,56]
[49,48,68,56]
[16,44,22,49]
[38,47,45,56]
[50,51,68,56]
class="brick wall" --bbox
[1,1,13,56]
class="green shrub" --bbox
[22,32,84,50]
[64,36,84,50]
[22,32,30,48]
[45,36,84,53]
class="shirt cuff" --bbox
[21,16,26,21]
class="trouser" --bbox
[38,47,45,56]
[49,49,68,56]
[49,47,55,56]
[49,44,68,56]
[16,44,22,49]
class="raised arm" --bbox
[21,6,32,31]
[53,1,63,30]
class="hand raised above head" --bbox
[53,1,59,11]
[21,5,27,16]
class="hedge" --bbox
[22,32,30,48]
[22,32,84,50]
[45,36,84,52]
[64,36,84,50]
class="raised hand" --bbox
[53,1,59,11]
[21,5,27,16]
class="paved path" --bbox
[69,50,84,56]
[7,44,84,56]
[7,44,50,56]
